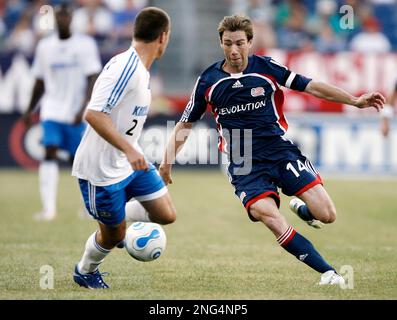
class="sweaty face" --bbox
[220,30,252,73]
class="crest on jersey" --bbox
[251,87,265,97]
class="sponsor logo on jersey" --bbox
[251,87,265,97]
[239,191,247,201]
[50,61,79,69]
[232,80,243,88]
[132,105,149,116]
[218,99,267,115]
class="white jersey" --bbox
[72,47,151,186]
[32,33,102,123]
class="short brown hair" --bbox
[133,7,170,43]
[218,15,253,41]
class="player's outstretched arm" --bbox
[160,121,193,185]
[85,109,148,171]
[304,80,385,111]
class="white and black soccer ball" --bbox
[124,222,167,262]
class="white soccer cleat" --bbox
[319,270,345,286]
[34,211,56,221]
[289,198,324,229]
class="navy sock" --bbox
[297,205,315,221]
[277,226,335,273]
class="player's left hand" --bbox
[355,92,386,111]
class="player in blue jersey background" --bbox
[160,15,385,285]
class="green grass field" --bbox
[0,169,396,300]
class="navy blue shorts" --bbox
[41,120,86,156]
[227,136,322,221]
[79,163,167,226]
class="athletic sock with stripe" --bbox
[77,231,110,274]
[277,226,335,273]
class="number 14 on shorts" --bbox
[286,160,312,178]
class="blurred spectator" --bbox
[2,0,25,32]
[103,0,148,12]
[350,16,392,53]
[71,0,113,38]
[5,11,35,55]
[307,0,343,36]
[230,0,275,23]
[315,23,346,53]
[274,0,306,28]
[277,10,313,51]
[113,0,141,40]
[0,5,6,47]
[229,0,277,53]
[251,20,277,54]
[369,0,396,4]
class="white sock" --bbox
[77,231,111,274]
[125,200,151,222]
[39,161,59,216]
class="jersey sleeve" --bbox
[265,57,312,92]
[80,37,102,76]
[180,76,208,122]
[87,55,137,114]
[31,41,44,80]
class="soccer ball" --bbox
[124,222,167,262]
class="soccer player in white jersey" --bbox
[71,7,176,289]
[23,3,101,221]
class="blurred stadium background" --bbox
[0,0,396,299]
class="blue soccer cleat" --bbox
[73,265,109,289]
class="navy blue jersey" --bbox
[180,55,311,155]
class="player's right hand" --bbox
[159,163,173,185]
[127,149,148,171]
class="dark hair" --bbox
[54,1,73,15]
[218,15,253,41]
[133,7,170,43]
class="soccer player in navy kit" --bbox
[160,15,385,285]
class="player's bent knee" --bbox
[151,206,177,225]
[161,208,177,225]
[319,205,337,224]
